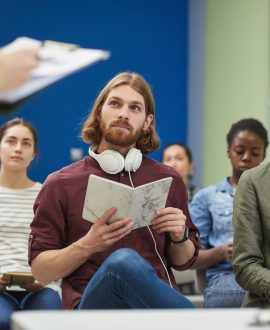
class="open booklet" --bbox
[0,37,110,106]
[2,272,35,287]
[82,175,173,229]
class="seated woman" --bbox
[162,143,199,295]
[162,143,198,203]
[0,118,62,330]
[190,118,269,308]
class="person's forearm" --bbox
[192,247,226,269]
[169,239,195,266]
[31,209,134,284]
[31,238,92,285]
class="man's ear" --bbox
[188,161,194,174]
[144,114,153,130]
[96,107,102,121]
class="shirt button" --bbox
[121,172,124,177]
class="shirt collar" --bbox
[216,177,235,196]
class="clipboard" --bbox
[0,37,110,112]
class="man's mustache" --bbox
[109,120,132,130]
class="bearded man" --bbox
[28,72,200,310]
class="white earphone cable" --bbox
[128,171,173,289]
[128,171,134,188]
[146,225,173,288]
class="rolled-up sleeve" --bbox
[166,174,200,270]
[29,172,67,264]
[233,171,270,299]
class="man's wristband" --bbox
[170,226,189,244]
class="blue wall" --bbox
[0,0,188,182]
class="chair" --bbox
[172,269,197,295]
[172,269,205,307]
[194,269,207,294]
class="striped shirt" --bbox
[0,183,42,273]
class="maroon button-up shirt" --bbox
[29,156,200,309]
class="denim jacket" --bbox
[190,178,235,280]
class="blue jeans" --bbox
[0,288,62,330]
[78,248,195,309]
[204,273,245,308]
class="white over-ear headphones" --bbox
[88,145,142,174]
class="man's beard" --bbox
[99,119,144,147]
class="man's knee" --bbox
[104,248,151,275]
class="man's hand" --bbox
[218,242,233,261]
[78,207,133,256]
[151,207,187,241]
[20,280,44,292]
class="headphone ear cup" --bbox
[125,148,142,172]
[89,147,125,174]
